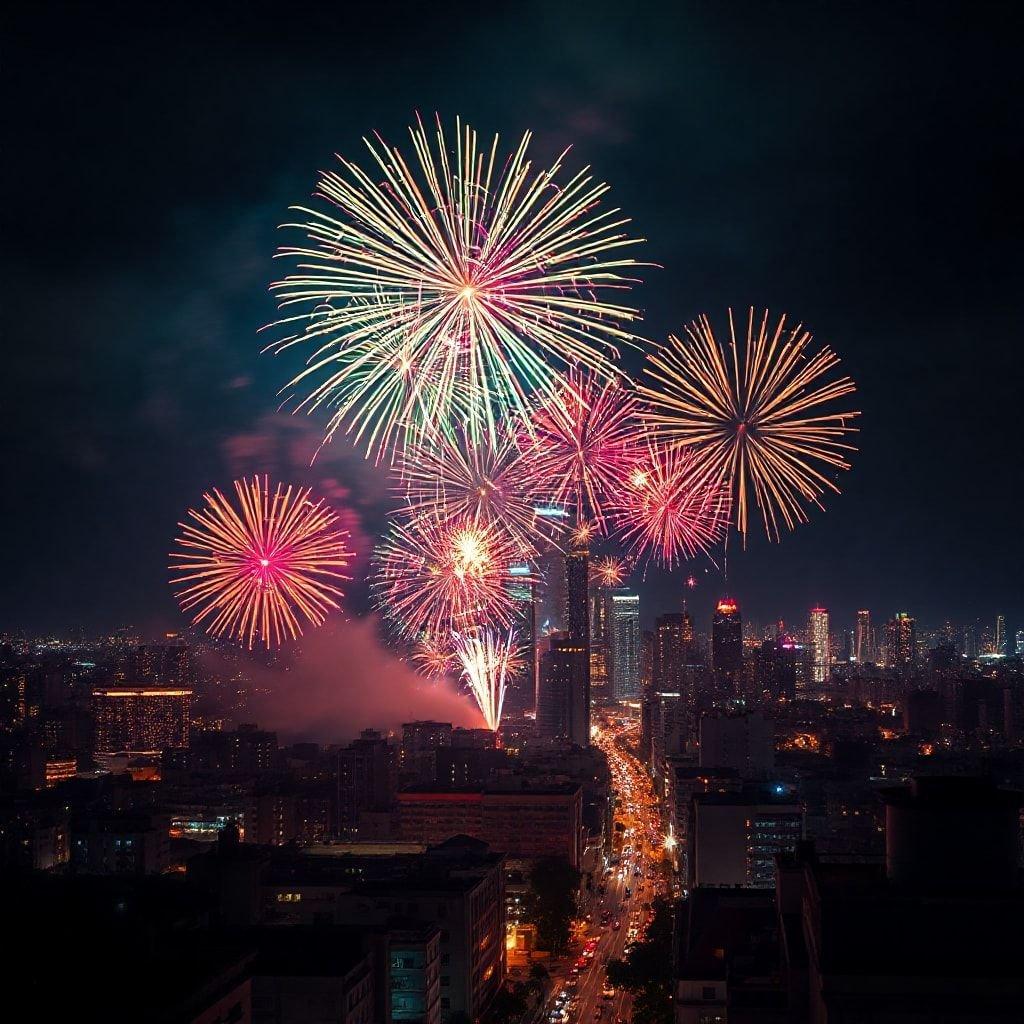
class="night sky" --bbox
[5,2,1022,638]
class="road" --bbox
[540,709,668,1024]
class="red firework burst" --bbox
[609,441,730,567]
[520,369,643,528]
[170,476,351,649]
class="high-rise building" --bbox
[711,598,743,699]
[995,615,1007,656]
[962,623,978,659]
[608,592,641,700]
[699,711,775,775]
[338,729,397,831]
[1016,630,1024,656]
[885,613,917,675]
[401,722,453,783]
[92,686,191,754]
[808,607,830,686]
[855,610,873,664]
[131,637,192,687]
[754,635,798,700]
[653,613,690,695]
[503,563,537,719]
[564,541,590,746]
[536,633,588,745]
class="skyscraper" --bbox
[854,609,873,664]
[808,607,830,686]
[653,613,689,695]
[885,613,917,675]
[608,591,641,700]
[503,563,537,719]
[711,598,743,699]
[564,540,591,745]
[536,633,588,744]
[1016,630,1024,657]
[92,686,192,754]
[995,615,1007,656]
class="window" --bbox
[702,986,717,1000]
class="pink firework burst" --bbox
[373,515,520,638]
[520,369,643,529]
[169,476,352,650]
[609,441,730,567]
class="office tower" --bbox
[503,563,537,718]
[808,607,830,686]
[608,591,641,700]
[132,636,192,687]
[92,686,192,754]
[564,540,590,745]
[536,633,587,744]
[699,710,774,774]
[854,610,872,664]
[962,623,978,659]
[536,546,566,636]
[653,613,689,694]
[755,635,797,700]
[711,598,743,699]
[690,783,803,888]
[1016,630,1024,656]
[885,613,917,674]
[995,615,1007,656]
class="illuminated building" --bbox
[808,607,830,686]
[995,614,1007,656]
[375,925,442,1024]
[537,632,588,743]
[855,609,873,664]
[92,686,191,754]
[711,598,743,699]
[1016,629,1024,656]
[132,636,192,686]
[608,591,641,700]
[70,813,171,874]
[190,723,278,772]
[564,540,591,745]
[755,636,798,700]
[400,721,452,783]
[690,784,803,888]
[396,786,583,869]
[503,563,537,718]
[885,613,917,675]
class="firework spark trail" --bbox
[170,476,351,649]
[639,307,859,543]
[609,439,731,568]
[519,369,643,529]
[452,627,520,731]
[590,553,629,588]
[396,427,552,550]
[373,515,520,639]
[268,114,645,461]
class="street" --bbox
[540,709,669,1024]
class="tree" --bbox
[486,984,529,1024]
[522,857,581,954]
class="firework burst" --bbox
[397,428,549,549]
[520,369,642,528]
[268,114,645,459]
[169,476,351,649]
[373,515,519,638]
[590,554,629,588]
[610,441,730,567]
[452,628,520,731]
[640,308,859,542]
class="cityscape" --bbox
[5,4,1023,1024]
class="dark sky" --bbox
[4,1,1022,639]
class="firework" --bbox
[397,428,548,549]
[520,369,642,528]
[374,515,519,638]
[411,632,458,678]
[609,441,730,567]
[590,554,629,588]
[640,308,859,542]
[269,114,645,459]
[170,476,351,649]
[452,628,520,731]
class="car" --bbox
[624,887,632,898]
[602,987,616,999]
[612,919,621,930]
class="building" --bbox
[698,711,774,775]
[92,686,191,754]
[854,609,872,664]
[885,613,917,674]
[338,729,397,833]
[565,542,591,745]
[70,813,171,875]
[754,636,797,700]
[503,563,537,719]
[711,598,743,699]
[653,613,691,695]
[608,591,641,700]
[995,614,1007,656]
[371,925,442,1024]
[807,607,830,686]
[536,633,580,742]
[691,785,803,888]
[396,785,584,869]
[190,724,279,772]
[400,722,452,783]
